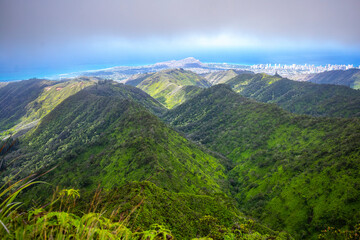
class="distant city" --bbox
[208,62,360,80]
[251,63,358,73]
[49,58,360,82]
[247,64,359,80]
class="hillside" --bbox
[226,73,360,118]
[204,69,253,85]
[307,69,360,89]
[0,77,97,137]
[76,181,287,239]
[4,82,229,194]
[0,81,291,239]
[125,72,155,87]
[1,82,281,239]
[0,82,8,88]
[126,68,210,108]
[160,85,203,109]
[163,85,360,239]
[0,79,53,132]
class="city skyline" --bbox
[1,57,360,82]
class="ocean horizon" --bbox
[2,53,360,82]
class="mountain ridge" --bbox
[306,69,360,89]
[225,73,360,118]
[127,68,210,108]
[163,84,360,239]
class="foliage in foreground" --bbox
[318,225,360,240]
[0,182,174,240]
[0,178,291,240]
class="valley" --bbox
[1,67,360,239]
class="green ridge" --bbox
[0,81,289,239]
[0,77,97,137]
[226,73,360,118]
[307,69,360,89]
[76,181,290,239]
[128,69,210,108]
[204,69,253,85]
[164,84,360,239]
[0,79,53,132]
[4,82,226,196]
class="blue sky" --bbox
[1,0,360,81]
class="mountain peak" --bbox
[182,57,200,62]
[154,57,204,68]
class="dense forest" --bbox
[1,70,360,239]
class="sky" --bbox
[1,0,360,80]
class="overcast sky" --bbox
[1,0,360,80]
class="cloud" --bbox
[1,0,359,79]
[1,0,360,46]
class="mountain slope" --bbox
[125,73,155,87]
[204,69,253,85]
[163,85,360,239]
[160,85,203,109]
[76,181,288,240]
[0,82,8,88]
[127,69,210,108]
[226,73,360,118]
[307,69,360,89]
[0,78,97,137]
[4,82,226,196]
[0,79,53,132]
[1,82,292,239]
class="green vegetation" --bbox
[5,82,223,195]
[0,177,173,239]
[128,69,210,108]
[0,179,287,239]
[0,77,96,137]
[77,181,288,239]
[0,79,53,132]
[164,84,360,239]
[0,83,290,239]
[307,69,360,89]
[2,74,360,239]
[17,78,96,128]
[318,224,360,240]
[160,85,203,109]
[225,73,360,118]
[203,70,243,85]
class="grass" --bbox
[0,178,175,239]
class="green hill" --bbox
[307,69,360,89]
[163,84,360,239]
[203,69,253,85]
[125,73,155,87]
[0,81,292,239]
[4,76,360,239]
[0,77,97,137]
[4,82,227,196]
[226,73,360,118]
[75,181,288,239]
[0,82,8,88]
[127,69,210,108]
[0,79,53,132]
